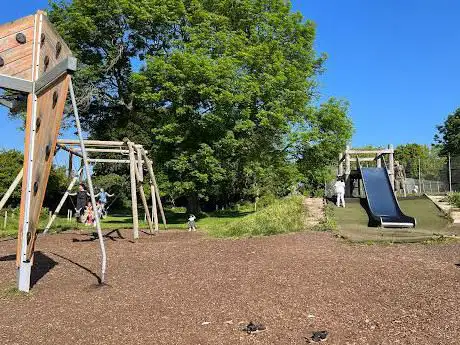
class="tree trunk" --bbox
[186,194,201,215]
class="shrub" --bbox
[447,192,460,208]
[210,196,306,238]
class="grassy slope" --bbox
[205,196,306,238]
[334,197,460,243]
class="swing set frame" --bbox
[44,139,167,237]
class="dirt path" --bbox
[0,230,459,345]
[303,197,324,227]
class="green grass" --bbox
[205,196,307,238]
[0,196,307,239]
[0,212,154,238]
[332,197,460,243]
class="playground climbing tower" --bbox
[0,11,105,292]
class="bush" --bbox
[447,192,460,208]
[210,196,306,238]
[313,203,336,232]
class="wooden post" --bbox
[150,183,159,232]
[0,168,23,212]
[79,158,84,183]
[376,153,381,168]
[338,153,344,176]
[142,149,167,229]
[138,183,154,234]
[388,144,395,190]
[418,157,422,194]
[3,211,7,229]
[128,143,139,239]
[448,153,452,192]
[68,152,73,178]
[345,145,351,197]
[135,146,144,183]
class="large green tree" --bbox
[49,0,352,212]
[296,98,353,191]
[434,107,460,156]
[394,143,445,180]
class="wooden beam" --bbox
[138,183,154,234]
[345,149,393,155]
[150,182,159,232]
[72,148,130,154]
[56,143,83,158]
[135,145,144,183]
[142,149,167,229]
[0,168,23,211]
[57,139,125,147]
[128,143,139,239]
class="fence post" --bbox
[418,158,422,194]
[448,153,452,192]
[3,211,7,229]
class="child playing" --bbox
[84,201,95,226]
[188,214,196,232]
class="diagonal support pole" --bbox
[142,149,166,229]
[69,78,107,284]
[0,168,23,212]
[43,168,83,234]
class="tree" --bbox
[0,150,23,206]
[0,150,70,209]
[129,0,327,212]
[434,107,460,156]
[296,99,353,191]
[394,143,445,180]
[48,0,352,212]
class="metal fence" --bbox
[443,154,460,192]
[405,178,448,194]
[325,176,448,198]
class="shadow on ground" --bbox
[0,251,58,288]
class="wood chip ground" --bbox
[0,230,459,344]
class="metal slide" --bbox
[358,158,416,228]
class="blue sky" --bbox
[1,0,459,153]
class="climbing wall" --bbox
[0,11,73,265]
[0,14,35,80]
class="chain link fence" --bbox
[440,154,460,192]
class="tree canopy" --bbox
[394,143,445,180]
[434,107,460,156]
[48,0,353,211]
[0,150,69,209]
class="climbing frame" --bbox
[0,11,78,291]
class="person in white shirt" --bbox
[334,177,346,207]
[188,214,196,232]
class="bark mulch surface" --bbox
[0,230,459,345]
